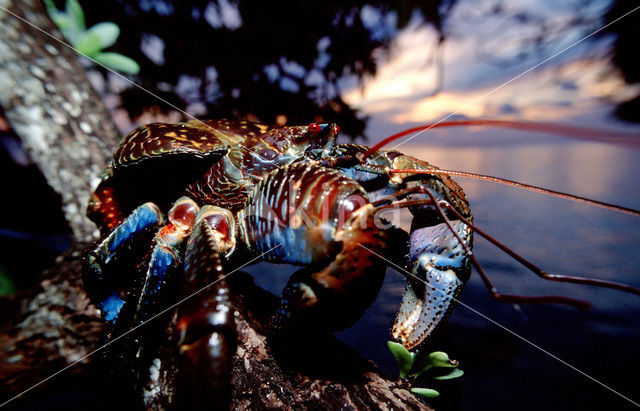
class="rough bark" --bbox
[0,244,102,405]
[0,0,121,241]
[0,243,432,410]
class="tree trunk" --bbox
[0,0,120,242]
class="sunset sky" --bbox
[340,0,640,143]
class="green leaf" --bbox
[50,12,73,37]
[427,351,458,368]
[44,0,75,40]
[433,368,464,380]
[410,353,433,377]
[74,31,103,56]
[387,341,414,379]
[86,22,120,49]
[44,0,63,20]
[93,52,140,74]
[410,387,440,399]
[66,0,85,31]
[43,0,57,12]
[410,350,458,378]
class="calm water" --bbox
[247,129,640,410]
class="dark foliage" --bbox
[76,0,456,138]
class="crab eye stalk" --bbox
[308,123,322,133]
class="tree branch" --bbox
[0,0,120,241]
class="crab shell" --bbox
[87,119,327,233]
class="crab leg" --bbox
[96,198,200,400]
[104,200,238,407]
[83,202,165,321]
[356,152,591,347]
[345,153,475,349]
[131,197,201,324]
[379,185,589,349]
[174,209,237,410]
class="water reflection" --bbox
[407,136,640,204]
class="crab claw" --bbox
[272,220,387,334]
[392,220,472,349]
[268,197,391,334]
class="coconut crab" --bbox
[83,119,640,409]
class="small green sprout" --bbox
[410,387,440,399]
[387,341,463,399]
[44,0,140,74]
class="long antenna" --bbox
[362,119,640,159]
[387,168,640,217]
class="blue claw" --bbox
[149,247,177,285]
[134,197,201,323]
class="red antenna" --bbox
[386,167,640,217]
[362,119,640,159]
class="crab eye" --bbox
[308,123,322,133]
[332,124,340,135]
